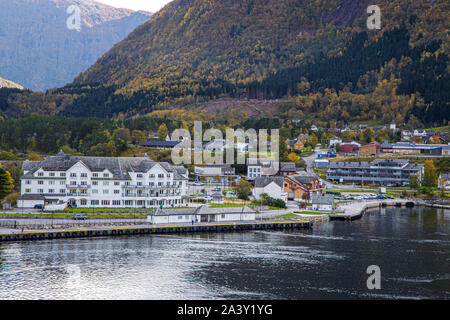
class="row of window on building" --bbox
[79,199,183,206]
[36,172,173,179]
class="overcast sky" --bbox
[95,0,172,12]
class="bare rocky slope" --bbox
[0,77,24,90]
[0,0,151,91]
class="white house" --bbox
[438,173,450,191]
[401,130,412,141]
[389,120,396,131]
[194,165,236,185]
[211,192,225,204]
[17,194,45,209]
[253,176,287,202]
[147,206,256,224]
[247,158,279,180]
[311,194,334,212]
[329,136,342,147]
[413,129,427,137]
[19,150,188,209]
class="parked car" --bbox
[193,181,203,186]
[376,195,387,199]
[34,204,44,209]
[73,214,87,220]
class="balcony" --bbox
[66,184,91,189]
[66,193,90,197]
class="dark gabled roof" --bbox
[279,162,297,171]
[254,176,284,188]
[152,205,255,216]
[291,174,318,185]
[311,194,334,205]
[18,194,45,201]
[140,140,181,148]
[21,151,186,181]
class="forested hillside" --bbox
[0,0,448,126]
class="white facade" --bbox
[329,137,342,146]
[17,198,44,209]
[20,152,188,209]
[247,158,278,180]
[311,203,333,211]
[413,129,427,137]
[254,181,287,202]
[148,206,256,224]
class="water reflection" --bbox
[0,207,448,299]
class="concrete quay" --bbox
[331,199,422,221]
[0,220,313,242]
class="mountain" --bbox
[0,0,151,91]
[1,0,448,126]
[64,0,448,125]
[0,78,23,90]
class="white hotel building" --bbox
[18,151,188,209]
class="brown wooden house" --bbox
[284,175,324,201]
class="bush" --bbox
[260,193,286,208]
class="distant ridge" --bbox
[0,77,24,90]
[0,0,152,91]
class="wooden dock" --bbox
[0,220,312,242]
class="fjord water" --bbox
[0,207,448,299]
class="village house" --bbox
[194,164,236,185]
[247,157,278,179]
[311,194,334,212]
[438,173,450,191]
[389,120,397,131]
[284,174,324,201]
[279,162,301,176]
[329,136,342,147]
[147,206,256,224]
[401,130,412,141]
[339,144,359,155]
[253,176,287,202]
[413,129,427,137]
[211,192,225,204]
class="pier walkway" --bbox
[0,219,313,242]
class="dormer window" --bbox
[38,172,44,177]
[93,173,98,177]
[103,173,109,178]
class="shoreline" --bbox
[0,220,313,243]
